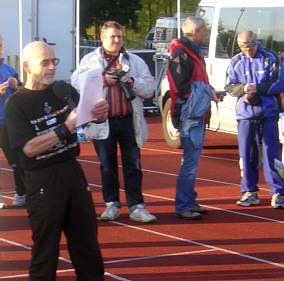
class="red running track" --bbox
[0,114,283,280]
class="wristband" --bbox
[54,123,71,142]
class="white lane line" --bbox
[78,158,243,187]
[56,269,132,281]
[0,273,28,279]
[0,167,12,172]
[0,238,131,281]
[139,192,284,224]
[104,249,216,264]
[87,183,281,224]
[1,159,271,194]
[1,180,277,225]
[110,221,284,268]
[142,147,183,155]
[201,204,284,224]
[104,273,132,281]
[78,158,271,192]
[0,238,214,281]
[0,158,264,191]
[0,238,31,251]
[142,147,239,162]
[0,271,131,281]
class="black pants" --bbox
[25,160,104,281]
[0,124,26,195]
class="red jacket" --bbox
[167,38,211,126]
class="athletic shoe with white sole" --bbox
[236,191,260,207]
[13,194,26,207]
[100,202,120,221]
[129,205,157,223]
[271,193,284,209]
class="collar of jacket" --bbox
[178,36,201,58]
[101,46,129,60]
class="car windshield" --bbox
[217,7,284,58]
[197,6,284,58]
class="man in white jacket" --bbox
[71,21,157,223]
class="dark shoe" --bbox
[192,204,208,214]
[175,211,202,220]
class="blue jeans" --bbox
[175,135,202,214]
[93,116,144,209]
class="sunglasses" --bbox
[238,42,257,48]
[31,58,60,67]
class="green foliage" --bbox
[81,0,141,39]
[135,0,199,45]
[81,0,200,49]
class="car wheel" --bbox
[162,98,181,149]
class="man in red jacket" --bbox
[167,16,218,220]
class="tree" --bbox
[80,0,200,48]
[136,0,199,35]
[80,0,141,39]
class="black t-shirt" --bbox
[4,83,80,170]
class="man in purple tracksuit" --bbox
[226,30,284,208]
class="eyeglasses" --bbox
[31,58,60,67]
[238,42,257,49]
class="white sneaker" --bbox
[0,195,7,209]
[129,205,157,223]
[271,193,284,209]
[100,202,120,221]
[236,192,260,207]
[13,194,26,207]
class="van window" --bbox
[197,6,214,57]
[216,7,284,58]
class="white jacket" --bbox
[71,47,155,148]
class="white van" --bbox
[158,0,284,148]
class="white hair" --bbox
[182,16,205,36]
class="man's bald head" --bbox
[182,16,208,45]
[237,30,258,58]
[23,41,54,62]
[182,16,204,35]
[23,41,58,89]
[237,31,257,48]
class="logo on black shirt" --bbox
[43,102,52,114]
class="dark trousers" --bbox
[0,124,26,195]
[93,116,144,209]
[25,160,104,281]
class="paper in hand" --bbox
[76,67,103,127]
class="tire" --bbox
[162,98,181,149]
